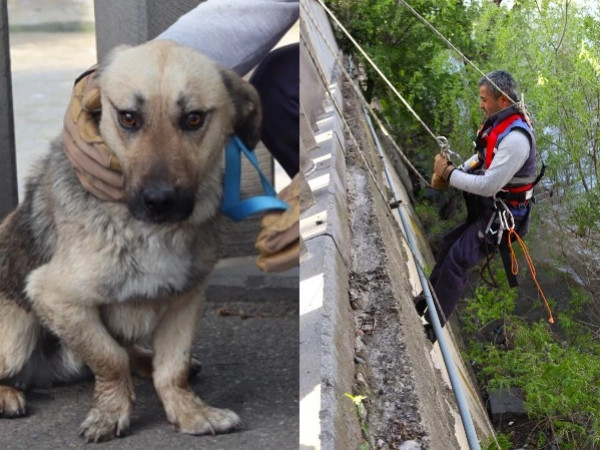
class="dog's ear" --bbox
[219,68,263,149]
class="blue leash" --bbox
[221,135,288,222]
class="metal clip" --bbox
[436,135,464,165]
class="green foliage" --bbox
[568,191,600,238]
[326,0,600,238]
[482,433,513,450]
[414,201,446,238]
[325,0,478,173]
[462,272,517,334]
[462,281,600,448]
[557,286,595,349]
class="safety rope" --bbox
[313,0,455,158]
[493,202,555,324]
[301,1,431,187]
[506,228,555,324]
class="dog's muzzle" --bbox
[128,183,195,223]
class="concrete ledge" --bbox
[300,72,360,448]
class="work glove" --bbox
[255,173,300,273]
[432,153,455,190]
[62,67,125,201]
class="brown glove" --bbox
[255,174,300,273]
[432,153,455,190]
[63,67,125,201]
[431,173,449,191]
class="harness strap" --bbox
[485,114,522,169]
[221,135,288,222]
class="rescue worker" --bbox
[419,70,538,339]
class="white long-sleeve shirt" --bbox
[450,130,531,197]
[157,0,299,76]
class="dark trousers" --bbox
[250,43,299,178]
[428,209,528,326]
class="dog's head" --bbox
[98,40,262,224]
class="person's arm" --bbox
[449,130,530,197]
[157,0,299,75]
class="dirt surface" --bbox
[347,159,429,448]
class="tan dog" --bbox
[0,40,261,442]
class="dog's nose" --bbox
[129,182,195,223]
[142,185,176,214]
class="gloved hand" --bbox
[432,153,455,190]
[431,173,449,191]
[62,68,125,201]
[255,173,300,273]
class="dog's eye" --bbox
[118,111,141,129]
[183,111,206,131]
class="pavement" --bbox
[4,24,299,450]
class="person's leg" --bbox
[413,221,471,317]
[250,43,299,177]
[429,221,471,286]
[429,218,489,326]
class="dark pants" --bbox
[249,43,299,178]
[428,207,529,326]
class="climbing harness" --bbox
[221,135,288,222]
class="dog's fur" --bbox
[0,40,261,442]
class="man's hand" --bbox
[255,174,300,273]
[432,153,455,190]
[62,68,125,201]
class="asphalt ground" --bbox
[0,258,299,449]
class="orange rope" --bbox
[507,228,555,324]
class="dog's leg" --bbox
[0,297,38,418]
[128,345,154,379]
[129,345,202,380]
[27,269,134,442]
[152,290,240,435]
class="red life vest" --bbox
[477,110,537,203]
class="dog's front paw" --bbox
[168,396,241,435]
[176,405,241,435]
[78,406,131,442]
[0,386,26,417]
